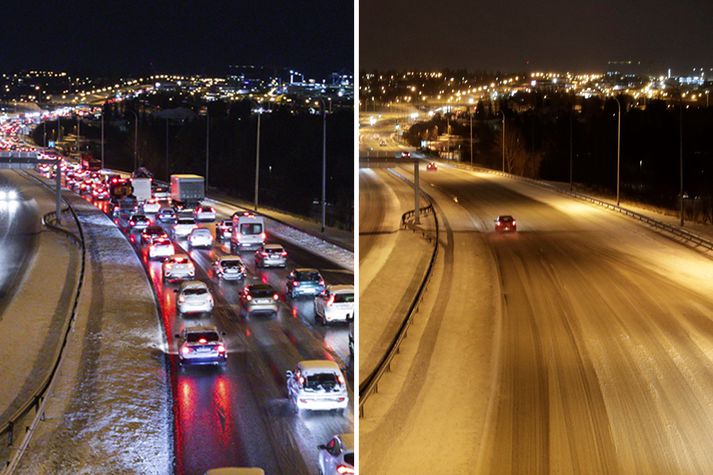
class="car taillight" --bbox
[336,464,354,474]
[319,280,325,286]
[178,296,185,303]
[280,251,287,257]
[337,374,345,385]
[293,281,300,286]
[181,347,190,355]
[217,344,225,353]
[261,252,268,257]
[327,294,335,307]
[299,376,305,385]
[512,221,517,225]
[198,338,207,344]
[260,232,266,240]
[273,293,279,301]
[246,295,252,301]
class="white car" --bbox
[254,243,288,268]
[314,285,354,325]
[142,199,161,214]
[162,254,195,282]
[212,255,246,281]
[175,280,214,316]
[318,434,354,475]
[188,227,214,249]
[285,360,349,414]
[194,205,216,222]
[176,326,227,366]
[173,217,197,238]
[148,238,175,260]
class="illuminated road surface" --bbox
[361,161,713,474]
[112,206,354,475]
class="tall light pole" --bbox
[76,115,80,152]
[614,96,622,206]
[499,110,505,172]
[469,105,474,168]
[320,99,327,233]
[100,110,105,169]
[680,103,684,226]
[165,119,170,180]
[254,109,262,212]
[205,113,210,187]
[128,109,139,169]
[569,103,574,191]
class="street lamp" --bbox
[469,105,475,168]
[569,101,574,191]
[127,109,139,170]
[254,108,262,212]
[614,96,622,206]
[499,109,505,172]
[318,98,328,233]
[679,103,684,226]
[205,112,210,187]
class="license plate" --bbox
[255,299,270,304]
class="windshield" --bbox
[296,271,321,282]
[250,287,275,298]
[183,288,207,296]
[222,261,242,268]
[266,247,284,254]
[186,332,219,343]
[304,372,339,391]
[334,293,354,303]
[177,218,194,225]
[240,223,263,235]
[192,229,211,236]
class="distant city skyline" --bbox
[0,1,353,77]
[360,0,713,75]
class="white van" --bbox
[231,212,266,251]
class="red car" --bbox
[426,162,438,171]
[495,215,517,233]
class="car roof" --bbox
[327,285,354,293]
[191,227,211,233]
[218,255,243,262]
[294,267,319,273]
[298,359,341,374]
[184,325,219,334]
[168,254,190,261]
[180,280,208,289]
[497,215,514,220]
[263,243,284,249]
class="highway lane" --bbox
[100,201,354,475]
[363,160,713,473]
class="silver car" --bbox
[188,227,214,249]
[175,326,227,366]
[240,284,279,316]
[162,254,195,282]
[212,255,246,281]
[254,243,288,268]
[175,280,214,316]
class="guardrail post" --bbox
[7,421,12,447]
[414,160,420,225]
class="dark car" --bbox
[216,219,233,241]
[286,268,325,298]
[128,214,150,230]
[240,283,279,316]
[141,225,168,245]
[495,215,517,233]
[157,207,177,224]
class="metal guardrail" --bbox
[440,159,713,253]
[359,199,439,417]
[1,173,86,473]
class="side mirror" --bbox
[285,370,293,378]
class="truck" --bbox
[170,174,205,208]
[131,177,152,202]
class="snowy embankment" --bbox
[13,179,171,475]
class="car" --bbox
[175,280,214,317]
[175,326,227,366]
[287,268,325,298]
[314,285,355,325]
[162,254,195,282]
[212,255,246,281]
[194,205,216,222]
[128,214,150,230]
[255,243,287,268]
[216,219,233,241]
[426,161,438,171]
[318,434,355,475]
[142,225,168,245]
[495,215,517,233]
[148,237,175,260]
[142,199,161,214]
[157,207,177,224]
[152,185,170,200]
[379,139,386,146]
[188,227,214,249]
[348,322,354,358]
[285,360,348,414]
[239,284,279,317]
[173,217,197,239]
[401,151,411,159]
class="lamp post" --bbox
[100,111,105,169]
[680,103,684,226]
[569,103,574,191]
[254,108,262,211]
[320,99,328,232]
[614,96,622,206]
[499,110,505,172]
[127,109,139,169]
[469,105,474,168]
[205,113,210,187]
[165,119,170,180]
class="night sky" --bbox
[360,0,713,74]
[0,1,353,77]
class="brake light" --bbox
[280,251,287,257]
[273,293,279,301]
[178,296,185,303]
[337,374,345,385]
[246,295,252,301]
[327,294,335,307]
[512,220,517,225]
[217,344,225,353]
[261,252,268,257]
[298,376,305,385]
[293,281,300,287]
[260,232,266,240]
[319,280,325,286]
[181,347,190,355]
[336,465,354,474]
[198,338,207,344]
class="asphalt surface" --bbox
[362,157,713,473]
[97,200,354,475]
